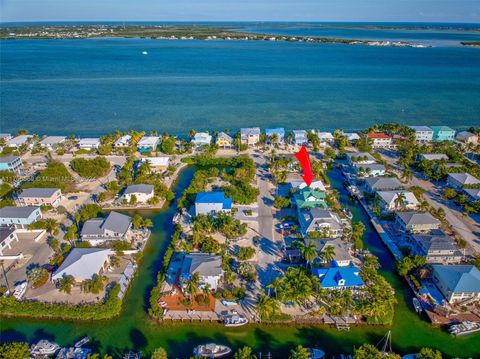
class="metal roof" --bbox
[52,248,111,281]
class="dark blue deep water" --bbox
[1,23,479,136]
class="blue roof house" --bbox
[265,128,285,145]
[432,265,480,304]
[312,263,364,290]
[194,191,233,216]
[430,126,456,142]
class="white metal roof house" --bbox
[376,190,420,212]
[0,206,42,228]
[364,176,403,193]
[121,184,154,203]
[180,252,223,290]
[114,134,132,148]
[353,163,386,177]
[265,128,285,144]
[78,138,101,149]
[52,248,111,282]
[6,135,33,148]
[419,153,449,161]
[292,130,308,146]
[306,237,353,267]
[395,212,440,234]
[346,152,376,165]
[192,132,212,147]
[409,126,433,143]
[137,136,160,151]
[80,211,132,245]
[447,173,480,189]
[139,157,170,170]
[299,208,344,238]
[317,132,334,144]
[39,136,66,150]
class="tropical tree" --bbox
[0,341,30,359]
[82,275,107,294]
[321,245,336,264]
[256,294,280,320]
[289,345,310,359]
[418,348,442,359]
[59,275,74,294]
[132,214,144,229]
[234,346,257,359]
[151,347,168,359]
[299,241,318,267]
[185,272,200,297]
[394,192,406,210]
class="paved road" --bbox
[252,154,284,293]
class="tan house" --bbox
[240,127,261,146]
[15,188,62,207]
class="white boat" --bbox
[449,321,480,336]
[223,314,248,327]
[342,208,353,219]
[74,336,89,348]
[193,343,232,358]
[13,281,27,300]
[307,348,325,359]
[142,51,148,55]
[221,300,238,307]
[30,340,60,356]
[412,298,422,314]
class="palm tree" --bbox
[289,345,310,359]
[234,346,257,359]
[394,192,406,211]
[201,283,211,303]
[151,347,168,359]
[255,294,279,320]
[299,241,318,267]
[321,245,336,264]
[402,167,413,183]
[59,275,74,294]
[185,272,200,297]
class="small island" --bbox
[0,24,428,48]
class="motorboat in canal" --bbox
[307,347,325,358]
[342,208,353,219]
[449,321,480,336]
[193,343,232,358]
[30,340,60,356]
[74,336,90,348]
[13,281,27,300]
[223,314,248,327]
[412,297,422,314]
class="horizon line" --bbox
[1,20,480,25]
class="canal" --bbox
[1,167,479,358]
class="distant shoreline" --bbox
[0,24,429,48]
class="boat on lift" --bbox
[223,314,248,327]
[193,343,232,358]
[30,340,60,356]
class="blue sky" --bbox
[1,0,479,23]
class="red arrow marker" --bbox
[295,145,314,187]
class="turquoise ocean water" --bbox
[0,23,479,136]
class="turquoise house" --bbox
[430,126,455,142]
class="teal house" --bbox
[293,187,328,209]
[430,126,455,142]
